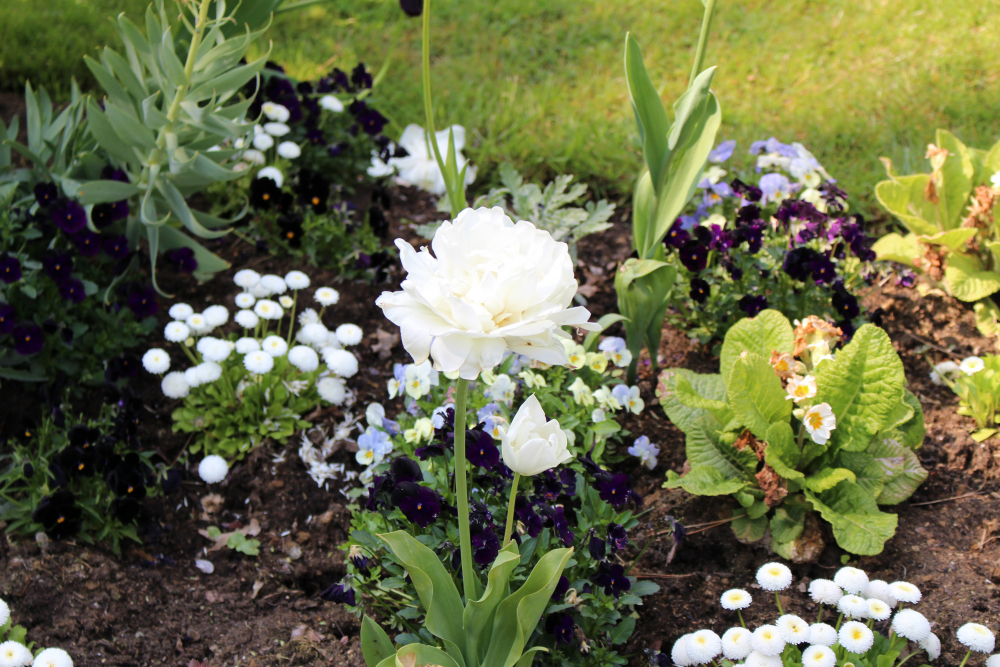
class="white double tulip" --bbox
[499,395,572,476]
[375,206,597,379]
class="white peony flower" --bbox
[244,351,275,374]
[164,321,190,343]
[197,337,230,363]
[285,271,310,290]
[234,269,261,289]
[801,645,835,667]
[785,375,817,402]
[198,455,229,484]
[259,275,287,295]
[777,615,810,644]
[194,361,223,384]
[839,621,874,654]
[168,303,194,320]
[324,348,359,377]
[31,648,73,667]
[375,207,596,380]
[672,635,694,667]
[0,640,32,667]
[756,562,793,591]
[317,377,347,405]
[252,133,274,150]
[263,122,290,136]
[235,310,259,329]
[262,102,290,122]
[235,337,260,354]
[722,627,753,661]
[892,609,932,643]
[957,623,996,654]
[499,394,572,476]
[161,372,190,399]
[315,287,340,306]
[254,299,283,320]
[808,624,837,647]
[808,579,842,605]
[320,95,344,112]
[921,633,942,661]
[257,166,284,188]
[686,630,722,664]
[185,313,211,334]
[720,589,752,610]
[383,124,476,196]
[751,626,786,657]
[803,403,836,445]
[142,349,170,374]
[336,324,363,346]
[960,356,985,375]
[837,595,869,619]
[888,581,921,604]
[288,346,319,372]
[277,141,300,159]
[262,335,288,357]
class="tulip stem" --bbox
[453,378,478,601]
[688,0,717,87]
[502,472,521,546]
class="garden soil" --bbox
[1,188,999,667]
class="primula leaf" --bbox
[872,232,921,267]
[945,253,1000,302]
[731,512,768,543]
[770,503,807,543]
[866,437,929,505]
[836,451,886,499]
[925,228,978,251]
[805,481,898,555]
[727,353,791,440]
[675,375,734,425]
[378,531,466,656]
[874,174,941,237]
[686,414,756,479]
[936,129,975,229]
[719,309,794,385]
[664,465,746,496]
[802,467,855,493]
[764,422,803,479]
[815,324,905,452]
[659,369,728,432]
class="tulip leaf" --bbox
[727,353,791,441]
[805,481,897,555]
[395,644,462,667]
[623,34,670,207]
[361,614,395,666]
[719,309,795,385]
[75,180,143,205]
[464,541,522,666]
[515,648,547,667]
[378,531,466,657]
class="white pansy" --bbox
[244,351,275,374]
[960,356,985,375]
[142,349,170,374]
[263,122,290,136]
[254,299,283,320]
[164,321,190,343]
[499,394,573,476]
[323,348,358,377]
[198,455,229,484]
[285,271,310,290]
[288,346,319,372]
[722,627,753,661]
[277,141,301,159]
[169,303,194,320]
[235,293,256,309]
[404,361,434,398]
[336,324,363,346]
[957,624,995,654]
[262,335,289,357]
[257,166,284,187]
[803,403,836,445]
[376,207,596,380]
[262,102,290,122]
[317,377,347,405]
[756,562,793,591]
[315,287,340,306]
[320,95,344,112]
[839,621,874,654]
[488,374,515,403]
[235,337,260,354]
[235,310,259,329]
[234,269,261,289]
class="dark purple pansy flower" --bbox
[678,241,708,273]
[552,575,570,601]
[0,303,15,333]
[351,63,373,90]
[514,496,544,538]
[73,229,102,257]
[400,0,423,16]
[470,523,500,566]
[51,200,87,234]
[832,290,860,320]
[546,613,575,645]
[392,482,441,527]
[90,203,117,228]
[162,468,183,494]
[837,319,856,342]
[730,178,762,203]
[13,322,45,355]
[739,294,768,317]
[59,278,86,304]
[597,473,638,509]
[592,562,631,599]
[111,199,130,221]
[101,166,130,183]
[0,254,21,284]
[389,457,422,484]
[32,489,82,540]
[43,253,73,284]
[358,108,388,136]
[34,182,59,207]
[328,142,347,158]
[896,270,916,288]
[534,469,565,501]
[690,278,710,304]
[809,256,837,284]
[539,504,575,546]
[588,531,606,561]
[365,474,394,511]
[103,235,130,260]
[320,579,356,606]
[166,247,197,273]
[783,246,822,282]
[466,430,500,470]
[722,259,743,280]
[249,177,281,210]
[127,285,159,319]
[607,523,629,552]
[559,469,577,496]
[305,129,325,146]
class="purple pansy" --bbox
[13,323,45,355]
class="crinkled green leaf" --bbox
[664,465,746,496]
[926,228,978,251]
[815,324,905,451]
[872,232,921,267]
[685,414,756,479]
[731,513,768,543]
[727,353,791,440]
[659,368,728,432]
[719,309,794,385]
[936,129,975,229]
[874,174,941,237]
[945,252,1000,302]
[769,503,807,543]
[802,467,855,493]
[805,481,898,555]
[764,421,802,479]
[865,437,929,505]
[836,451,886,499]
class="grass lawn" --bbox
[3,0,998,215]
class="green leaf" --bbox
[802,468,855,493]
[395,644,462,667]
[630,580,660,597]
[874,174,941,237]
[872,232,921,267]
[659,368,727,432]
[836,451,886,499]
[974,298,1000,338]
[464,542,522,666]
[925,228,978,251]
[361,616,395,667]
[936,129,975,229]
[686,414,756,480]
[75,180,143,205]
[770,504,807,543]
[609,616,636,645]
[865,437,928,505]
[805,481,898,555]
[727,353,792,440]
[719,309,794,385]
[623,34,670,215]
[378,531,466,656]
[515,648,546,667]
[764,422,803,479]
[731,513,768,543]
[85,99,137,165]
[945,253,1000,302]
[665,465,746,496]
[814,324,905,451]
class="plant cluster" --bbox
[143,269,364,460]
[0,594,76,667]
[660,310,926,557]
[929,355,999,441]
[653,563,998,667]
[661,138,877,345]
[0,382,176,553]
[873,131,1000,336]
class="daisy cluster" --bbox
[661,563,998,667]
[0,596,74,667]
[143,269,361,405]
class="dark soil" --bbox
[3,187,999,666]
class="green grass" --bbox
[4,0,999,215]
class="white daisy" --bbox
[288,346,319,372]
[686,630,722,664]
[0,600,8,628]
[262,335,288,357]
[808,623,837,647]
[263,122,290,136]
[277,141,301,159]
[194,361,222,384]
[808,579,843,605]
[259,275,287,295]
[184,367,203,388]
[31,648,73,667]
[801,645,835,667]
[185,313,211,334]
[257,166,284,188]
[833,568,869,596]
[196,337,231,363]
[957,623,996,654]
[323,349,358,377]
[722,627,753,661]
[314,287,340,306]
[285,271,310,290]
[892,609,932,643]
[837,595,869,619]
[254,299,283,320]
[920,633,942,661]
[867,599,891,621]
[252,132,274,150]
[319,95,344,112]
[720,589,752,610]
[776,615,810,644]
[751,626,786,657]
[262,102,290,122]
[233,269,261,289]
[838,621,874,654]
[204,305,229,328]
[164,321,190,343]
[0,640,32,667]
[235,337,260,354]
[672,635,694,667]
[168,303,194,320]
[142,349,170,374]
[317,377,347,405]
[234,310,260,329]
[888,581,921,604]
[235,293,256,309]
[279,295,294,308]
[960,356,985,375]
[336,324,363,346]
[298,308,319,326]
[244,351,275,374]
[198,455,229,484]
[744,650,782,667]
[756,562,793,591]
[300,322,330,346]
[986,655,1000,667]
[864,580,897,607]
[161,372,190,399]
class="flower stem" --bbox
[420,0,462,217]
[453,378,478,601]
[286,291,298,347]
[816,604,824,623]
[738,610,746,629]
[958,650,972,667]
[835,613,844,631]
[688,0,718,87]
[502,472,521,546]
[775,592,784,615]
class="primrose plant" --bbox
[142,270,362,461]
[659,310,926,557]
[656,563,998,667]
[929,355,999,442]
